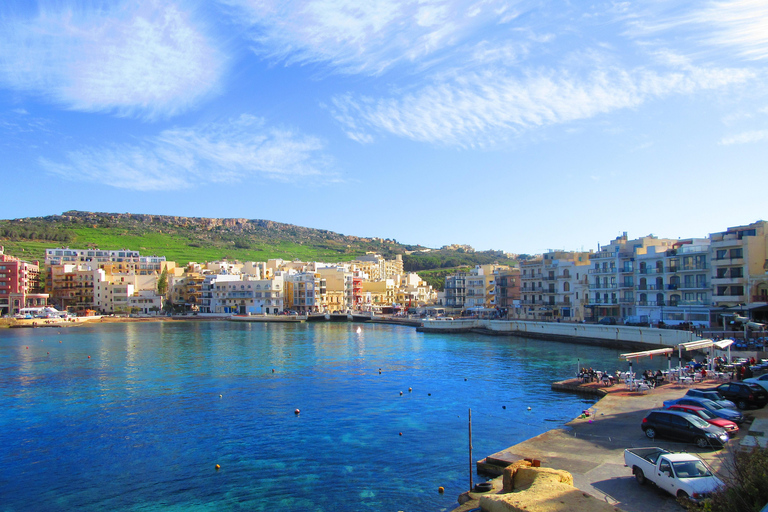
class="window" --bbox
[730,248,743,259]
[716,249,727,260]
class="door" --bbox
[656,458,678,495]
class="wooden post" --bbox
[469,408,473,491]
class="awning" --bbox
[714,339,734,349]
[620,348,674,360]
[679,339,715,351]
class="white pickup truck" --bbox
[624,447,723,502]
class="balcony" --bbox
[588,268,616,275]
[711,276,746,285]
[753,295,768,303]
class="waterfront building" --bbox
[317,266,353,312]
[444,272,467,310]
[284,272,325,313]
[168,264,205,312]
[708,221,768,324]
[360,279,395,311]
[586,233,676,322]
[520,251,590,321]
[634,239,711,327]
[128,290,164,315]
[200,273,241,313]
[492,267,521,313]
[0,246,47,316]
[204,274,285,315]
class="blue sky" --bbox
[1,1,766,255]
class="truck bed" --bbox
[625,447,670,465]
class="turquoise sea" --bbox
[0,321,625,512]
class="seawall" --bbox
[418,319,697,351]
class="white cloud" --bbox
[689,0,768,60]
[39,115,335,191]
[628,1,768,62]
[0,1,226,119]
[331,64,754,147]
[219,0,524,75]
[720,129,768,145]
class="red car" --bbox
[667,404,739,435]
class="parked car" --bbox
[598,316,617,325]
[641,410,729,449]
[624,447,723,502]
[685,388,737,409]
[666,405,739,435]
[663,397,744,424]
[703,382,768,410]
[744,374,768,393]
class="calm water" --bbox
[0,321,624,512]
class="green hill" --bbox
[0,211,516,283]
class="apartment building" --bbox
[0,247,47,316]
[444,272,467,309]
[492,267,521,312]
[45,248,170,275]
[586,234,676,322]
[708,221,768,323]
[284,272,326,313]
[520,251,590,321]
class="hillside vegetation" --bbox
[0,211,516,284]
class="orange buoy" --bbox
[215,464,220,471]
[408,387,412,392]
[438,486,445,493]
[399,432,402,436]
[88,355,91,359]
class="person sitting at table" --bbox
[654,370,664,386]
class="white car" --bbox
[744,374,768,392]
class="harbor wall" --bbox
[418,319,697,350]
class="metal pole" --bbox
[469,408,474,492]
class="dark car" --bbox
[598,317,617,325]
[641,410,729,449]
[703,382,768,410]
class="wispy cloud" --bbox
[331,64,754,147]
[628,0,768,61]
[0,1,226,119]
[219,0,526,75]
[720,129,768,145]
[39,115,335,190]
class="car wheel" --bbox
[738,400,748,410]
[677,489,691,504]
[634,467,646,485]
[695,436,709,449]
[644,427,656,439]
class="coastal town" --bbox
[2,219,767,334]
[3,218,768,512]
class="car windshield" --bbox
[672,460,713,478]
[688,415,710,428]
[697,409,717,420]
[700,399,723,410]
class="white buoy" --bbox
[527,406,532,411]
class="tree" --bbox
[685,447,768,512]
[157,268,168,297]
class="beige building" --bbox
[520,252,590,321]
